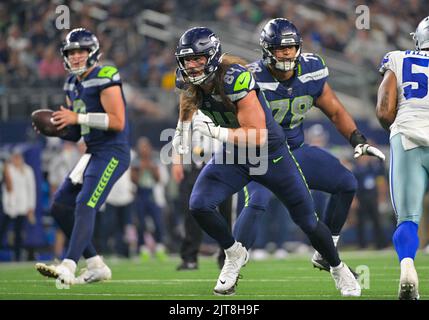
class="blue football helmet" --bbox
[411,16,429,51]
[175,27,223,85]
[260,18,302,72]
[61,28,101,76]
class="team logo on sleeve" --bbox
[234,71,251,91]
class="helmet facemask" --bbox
[263,45,301,72]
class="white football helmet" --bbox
[411,16,429,51]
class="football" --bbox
[31,109,68,137]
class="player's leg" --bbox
[254,145,360,297]
[233,181,271,249]
[189,159,251,295]
[390,134,428,300]
[292,145,357,272]
[64,155,128,284]
[35,177,99,280]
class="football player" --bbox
[233,18,385,273]
[173,27,360,296]
[376,16,429,300]
[35,28,130,285]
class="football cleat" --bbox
[330,262,361,297]
[36,259,76,285]
[312,251,359,279]
[213,242,249,296]
[398,258,419,300]
[35,262,60,279]
[75,256,112,284]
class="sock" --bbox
[314,235,340,260]
[65,203,97,263]
[51,202,98,259]
[86,255,104,269]
[62,258,77,274]
[393,221,419,261]
[190,209,235,249]
[233,206,264,249]
[307,221,341,267]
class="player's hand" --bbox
[192,110,228,142]
[354,143,385,161]
[52,106,78,130]
[172,121,191,154]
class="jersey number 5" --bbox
[402,57,429,100]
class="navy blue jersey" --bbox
[247,53,328,149]
[176,64,285,153]
[63,65,130,156]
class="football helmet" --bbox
[175,27,223,85]
[61,28,101,76]
[411,16,429,51]
[260,18,302,72]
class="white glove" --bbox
[354,143,385,161]
[192,110,229,142]
[172,120,191,154]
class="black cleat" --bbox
[312,257,359,279]
[176,261,198,271]
[399,283,420,300]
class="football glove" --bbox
[354,143,385,160]
[192,110,229,142]
[172,120,191,155]
[350,129,385,161]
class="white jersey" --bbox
[379,50,429,149]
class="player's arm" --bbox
[316,82,385,160]
[52,85,125,132]
[230,90,267,146]
[315,82,357,140]
[375,70,398,131]
[193,90,267,147]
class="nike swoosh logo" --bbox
[220,280,226,284]
[273,156,283,163]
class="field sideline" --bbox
[0,249,427,300]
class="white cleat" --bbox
[35,262,61,279]
[398,258,419,300]
[213,242,249,296]
[75,256,112,284]
[36,259,76,285]
[330,262,361,297]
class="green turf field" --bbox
[0,249,427,300]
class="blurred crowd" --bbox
[1,0,426,94]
